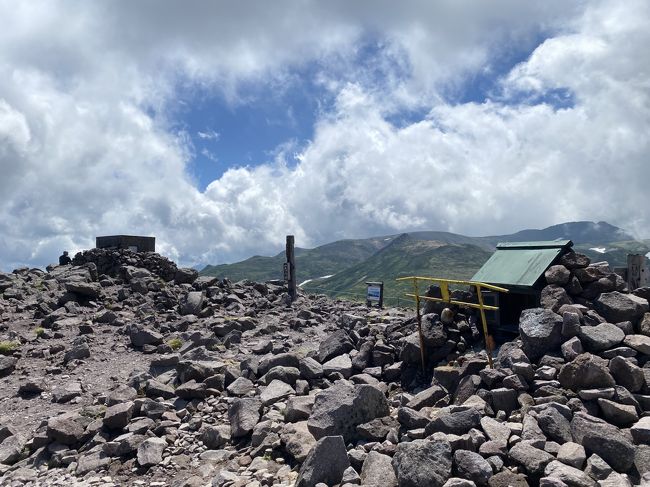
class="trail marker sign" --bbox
[366,281,384,308]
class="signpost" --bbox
[366,281,384,308]
[286,235,297,302]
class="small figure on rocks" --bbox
[58,251,72,265]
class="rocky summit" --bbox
[1,249,650,487]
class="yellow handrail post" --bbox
[397,276,507,371]
[412,278,426,372]
[475,285,494,369]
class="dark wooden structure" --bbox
[285,235,297,301]
[96,235,155,253]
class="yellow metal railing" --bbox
[396,276,509,369]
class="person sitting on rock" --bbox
[58,251,72,265]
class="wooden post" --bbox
[286,235,297,302]
[627,254,649,290]
[476,285,494,369]
[412,278,425,372]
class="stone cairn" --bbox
[0,248,649,486]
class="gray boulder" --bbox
[361,451,398,487]
[594,291,648,324]
[66,281,101,299]
[317,329,355,363]
[570,412,634,472]
[454,449,492,486]
[179,291,204,316]
[407,385,447,410]
[545,265,571,285]
[558,353,615,391]
[200,424,231,449]
[631,416,650,444]
[299,357,324,380]
[519,308,563,361]
[322,353,353,378]
[561,251,590,270]
[63,343,90,363]
[285,395,316,423]
[536,406,572,443]
[543,460,596,487]
[130,326,163,347]
[597,398,638,426]
[228,397,262,437]
[578,323,624,352]
[392,438,452,487]
[608,356,645,392]
[137,437,167,467]
[622,334,650,354]
[425,408,481,436]
[540,285,572,313]
[280,421,316,462]
[46,413,85,445]
[0,356,17,377]
[557,442,586,469]
[0,435,24,465]
[260,379,295,406]
[174,267,198,284]
[307,382,389,443]
[103,401,134,430]
[296,435,350,487]
[508,442,554,476]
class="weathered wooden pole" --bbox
[286,235,297,301]
[627,254,649,290]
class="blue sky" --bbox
[181,29,574,191]
[0,0,648,270]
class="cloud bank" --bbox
[0,0,648,271]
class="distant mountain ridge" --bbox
[483,221,634,245]
[200,221,648,303]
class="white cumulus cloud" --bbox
[0,0,648,272]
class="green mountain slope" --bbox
[199,221,648,305]
[302,234,493,304]
[200,236,394,283]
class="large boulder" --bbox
[561,251,590,270]
[540,285,572,313]
[558,353,615,391]
[571,412,635,472]
[0,435,25,465]
[317,330,355,363]
[425,408,481,436]
[519,308,563,361]
[307,382,389,443]
[280,421,316,462]
[103,401,135,430]
[392,438,452,487]
[360,451,398,487]
[228,397,262,437]
[577,323,625,352]
[129,326,163,347]
[174,267,198,284]
[137,437,167,467]
[0,356,17,377]
[454,449,492,486]
[179,291,204,316]
[545,265,571,286]
[46,413,86,446]
[296,435,350,487]
[609,356,645,392]
[622,334,650,354]
[508,442,554,476]
[594,291,648,324]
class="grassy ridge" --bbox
[199,222,650,304]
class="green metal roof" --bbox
[472,240,573,288]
